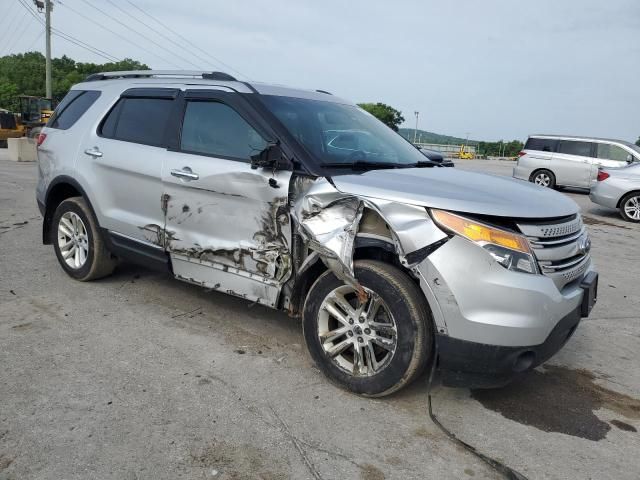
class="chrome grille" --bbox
[517,215,591,288]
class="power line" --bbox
[102,0,230,72]
[16,0,121,63]
[0,2,21,49]
[57,0,182,68]
[75,0,194,68]
[5,9,33,54]
[120,0,248,79]
[26,30,45,53]
[1,8,29,55]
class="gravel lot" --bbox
[1,152,639,480]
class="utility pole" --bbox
[45,0,52,99]
[413,111,419,144]
[35,1,52,99]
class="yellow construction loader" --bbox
[0,96,54,147]
[457,144,474,160]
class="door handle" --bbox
[170,166,199,181]
[84,147,103,158]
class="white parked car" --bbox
[513,135,640,189]
[590,164,640,222]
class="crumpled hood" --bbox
[331,167,579,218]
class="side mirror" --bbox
[250,142,290,170]
[626,154,634,164]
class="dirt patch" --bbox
[582,215,631,230]
[360,463,385,480]
[191,440,289,479]
[471,365,640,441]
[0,454,14,471]
[610,420,637,432]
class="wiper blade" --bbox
[321,160,409,170]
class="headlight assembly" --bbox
[431,209,538,274]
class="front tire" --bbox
[619,192,640,222]
[303,260,433,397]
[530,169,556,188]
[52,197,116,281]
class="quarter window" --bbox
[100,97,173,147]
[180,101,267,160]
[597,144,631,162]
[524,138,558,152]
[558,141,594,157]
[48,90,101,130]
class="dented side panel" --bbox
[161,150,292,305]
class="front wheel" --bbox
[619,192,640,222]
[303,260,433,397]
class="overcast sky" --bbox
[4,0,639,142]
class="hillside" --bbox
[398,128,476,145]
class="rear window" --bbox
[48,90,101,130]
[558,140,594,157]
[524,137,558,152]
[100,97,173,147]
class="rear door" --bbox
[552,140,594,187]
[76,88,177,244]
[161,89,292,307]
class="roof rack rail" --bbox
[84,70,237,82]
[316,89,332,95]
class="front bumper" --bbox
[436,292,590,388]
[414,236,597,388]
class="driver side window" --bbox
[180,100,267,161]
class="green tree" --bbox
[0,51,148,110]
[357,102,405,131]
[636,137,640,147]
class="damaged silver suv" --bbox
[36,71,598,396]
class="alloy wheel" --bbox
[317,285,397,376]
[57,211,89,269]
[534,173,551,187]
[624,195,640,220]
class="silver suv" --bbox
[513,134,640,189]
[36,71,598,396]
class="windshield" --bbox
[259,95,426,168]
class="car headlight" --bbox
[431,209,538,274]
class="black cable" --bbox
[57,0,179,67]
[425,344,529,480]
[120,0,247,79]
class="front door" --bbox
[162,90,292,308]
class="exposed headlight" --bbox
[431,209,538,274]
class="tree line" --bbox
[0,51,147,111]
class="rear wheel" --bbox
[303,260,433,397]
[52,197,117,281]
[531,169,556,188]
[619,192,640,222]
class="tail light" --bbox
[597,171,610,181]
[36,133,47,147]
[517,151,526,157]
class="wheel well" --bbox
[617,190,640,208]
[530,168,554,180]
[43,182,82,244]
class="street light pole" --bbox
[413,111,419,144]
[45,0,52,99]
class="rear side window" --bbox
[180,101,267,160]
[597,143,630,162]
[100,97,173,147]
[48,90,101,130]
[558,140,594,157]
[524,137,558,152]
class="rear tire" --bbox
[52,197,117,281]
[619,192,640,223]
[530,169,556,188]
[303,260,433,397]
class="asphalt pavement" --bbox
[1,152,639,480]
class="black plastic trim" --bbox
[102,229,172,273]
[437,304,583,389]
[121,88,180,99]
